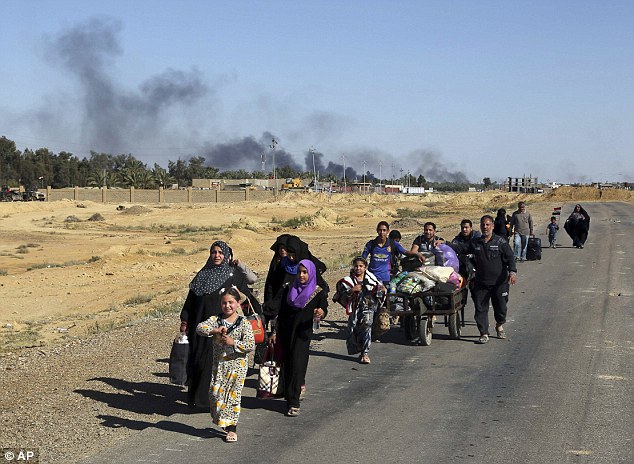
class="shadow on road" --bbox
[74,377,188,418]
[95,414,224,439]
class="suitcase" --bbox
[526,237,542,261]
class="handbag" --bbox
[257,343,284,399]
[168,334,189,386]
[241,296,265,344]
[372,309,391,338]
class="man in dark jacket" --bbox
[449,215,517,344]
[451,219,481,307]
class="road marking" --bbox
[567,450,592,455]
[597,374,626,381]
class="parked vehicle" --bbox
[0,186,45,201]
[22,190,46,201]
[281,178,303,190]
[1,186,21,202]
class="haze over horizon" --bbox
[2,1,632,184]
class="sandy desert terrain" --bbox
[1,186,630,351]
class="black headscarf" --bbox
[189,241,234,296]
[494,208,509,238]
[568,204,590,228]
[270,234,291,253]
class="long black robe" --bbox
[264,234,292,304]
[276,286,328,409]
[493,210,510,239]
[263,235,329,321]
[564,205,591,247]
[180,271,259,408]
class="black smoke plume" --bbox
[31,18,472,182]
[202,132,301,172]
[44,17,209,155]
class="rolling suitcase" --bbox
[526,237,542,261]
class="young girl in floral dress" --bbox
[196,287,255,442]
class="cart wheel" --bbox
[402,315,417,341]
[448,311,461,339]
[418,316,432,346]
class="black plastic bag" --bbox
[169,336,189,386]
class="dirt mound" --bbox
[363,206,394,218]
[598,189,634,201]
[227,216,263,231]
[391,217,423,229]
[547,186,633,203]
[119,205,153,215]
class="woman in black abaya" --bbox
[262,235,328,322]
[564,204,590,248]
[179,240,260,408]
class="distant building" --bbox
[507,176,539,193]
[592,182,615,189]
[192,178,283,190]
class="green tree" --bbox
[483,177,492,190]
[221,169,252,179]
[152,164,173,188]
[187,156,208,179]
[276,165,300,179]
[168,159,189,187]
[87,169,114,188]
[0,136,21,186]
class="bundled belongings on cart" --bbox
[431,243,460,272]
[414,265,463,311]
[392,271,435,295]
[400,252,435,273]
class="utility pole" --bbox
[363,159,366,194]
[310,147,318,192]
[342,154,346,193]
[261,152,265,172]
[270,138,278,200]
[379,162,382,193]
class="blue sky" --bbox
[1,0,632,183]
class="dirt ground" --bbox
[0,187,631,463]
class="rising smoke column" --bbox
[44,17,209,155]
[201,132,301,172]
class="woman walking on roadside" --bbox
[493,208,510,240]
[179,240,260,409]
[269,260,328,417]
[564,204,591,248]
[196,287,255,443]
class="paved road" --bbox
[81,202,633,464]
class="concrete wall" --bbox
[45,187,275,204]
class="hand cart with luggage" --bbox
[385,285,467,346]
[384,255,468,346]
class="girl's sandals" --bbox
[359,354,371,364]
[286,407,300,417]
[225,431,238,443]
